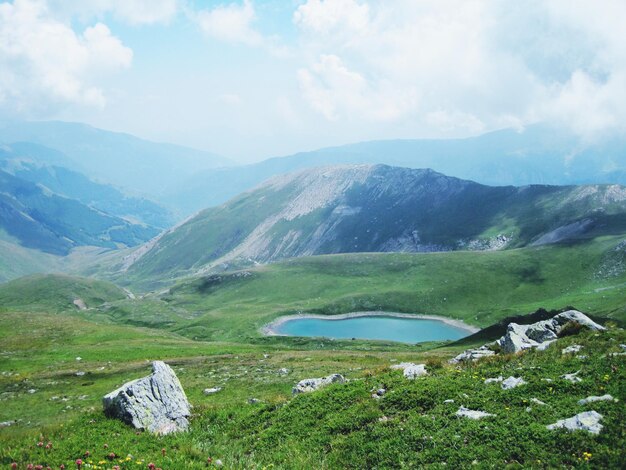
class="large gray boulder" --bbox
[390,362,428,379]
[292,374,345,394]
[498,310,604,354]
[103,361,191,435]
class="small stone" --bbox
[75,371,85,377]
[449,346,495,363]
[292,374,346,394]
[76,357,82,361]
[577,394,616,405]
[390,362,428,379]
[501,376,526,390]
[443,399,455,404]
[247,398,261,404]
[27,389,37,394]
[541,378,553,382]
[576,355,588,360]
[484,376,503,384]
[530,398,547,406]
[0,420,14,427]
[561,371,582,383]
[278,368,289,376]
[562,345,582,354]
[203,387,222,395]
[378,416,389,423]
[455,407,494,420]
[547,411,603,434]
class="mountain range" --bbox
[124,164,626,282]
[165,124,626,215]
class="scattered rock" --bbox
[378,416,389,423]
[27,389,37,394]
[203,387,222,395]
[531,398,547,406]
[390,362,428,379]
[455,407,495,420]
[547,411,603,434]
[278,368,289,376]
[76,357,82,361]
[0,420,14,427]
[371,388,386,399]
[292,374,346,394]
[73,298,87,310]
[542,378,553,382]
[578,394,616,405]
[102,361,191,435]
[263,354,270,359]
[449,345,495,363]
[247,398,261,404]
[443,399,455,404]
[576,355,588,360]
[562,345,583,354]
[501,376,526,390]
[484,376,503,384]
[498,310,604,354]
[75,371,85,377]
[561,371,582,383]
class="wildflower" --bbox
[35,465,43,470]
[84,451,90,458]
[207,457,213,464]
[113,467,120,470]
[75,458,83,469]
[27,465,34,470]
[60,465,66,470]
[148,463,156,469]
[583,452,592,461]
[46,443,52,450]
[104,444,109,449]
[11,463,17,469]
[38,441,44,447]
[161,448,166,457]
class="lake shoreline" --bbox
[260,311,481,337]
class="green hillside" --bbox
[0,274,129,313]
[125,165,626,283]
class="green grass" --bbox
[95,236,626,343]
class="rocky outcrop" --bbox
[390,362,428,379]
[501,376,526,390]
[498,310,604,354]
[578,395,615,405]
[449,345,496,363]
[547,411,603,434]
[292,374,346,394]
[102,361,191,435]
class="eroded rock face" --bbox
[102,361,191,435]
[292,374,345,394]
[498,310,604,354]
[547,411,603,434]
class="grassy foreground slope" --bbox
[0,316,624,468]
[113,236,626,341]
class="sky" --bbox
[1,0,625,163]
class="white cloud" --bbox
[49,0,179,25]
[293,0,626,140]
[293,0,370,36]
[0,0,132,115]
[195,0,262,46]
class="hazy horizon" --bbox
[2,0,626,163]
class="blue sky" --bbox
[1,0,625,162]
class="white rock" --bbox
[449,346,495,363]
[292,374,345,394]
[75,371,85,376]
[498,310,604,354]
[203,387,222,395]
[530,398,547,406]
[443,399,455,404]
[484,376,503,384]
[390,362,428,379]
[547,411,603,434]
[561,371,582,383]
[578,394,616,405]
[27,389,37,394]
[536,340,556,351]
[278,368,289,376]
[76,357,82,361]
[501,376,527,390]
[562,345,582,354]
[102,361,191,435]
[455,407,495,420]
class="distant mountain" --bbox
[125,164,626,280]
[0,169,159,255]
[0,120,230,197]
[166,125,626,215]
[0,143,173,228]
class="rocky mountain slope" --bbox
[125,164,626,280]
[166,124,626,214]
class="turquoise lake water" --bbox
[275,315,471,344]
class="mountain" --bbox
[0,169,159,255]
[0,120,230,197]
[0,143,174,228]
[166,124,626,215]
[124,164,626,280]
